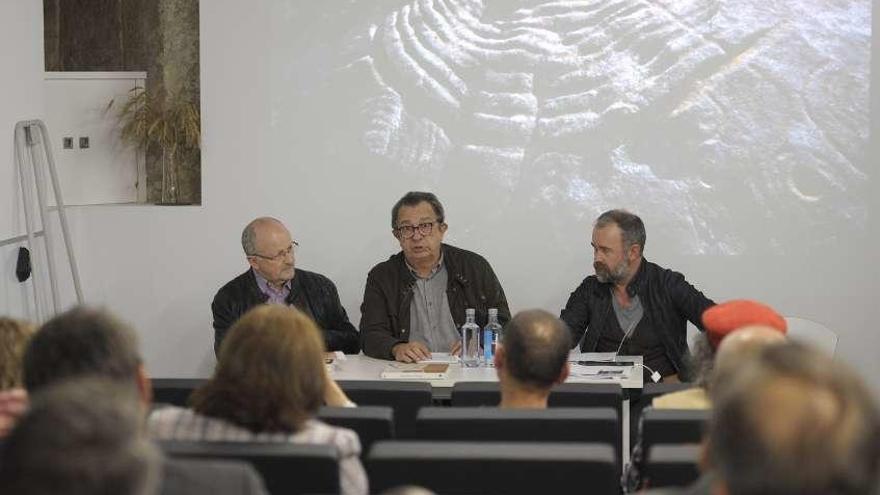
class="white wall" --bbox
[44,72,146,206]
[1,2,878,396]
[0,0,46,321]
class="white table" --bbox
[330,352,644,466]
[330,353,644,397]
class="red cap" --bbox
[702,300,787,350]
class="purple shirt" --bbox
[254,271,292,305]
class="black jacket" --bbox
[360,244,511,360]
[211,268,360,355]
[560,258,714,377]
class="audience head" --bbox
[708,341,880,495]
[0,317,35,390]
[690,299,787,387]
[0,377,160,495]
[22,306,149,404]
[242,217,296,286]
[192,304,326,432]
[496,309,571,392]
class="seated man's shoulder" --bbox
[443,243,491,266]
[652,387,710,410]
[295,268,333,287]
[214,269,254,300]
[367,251,405,277]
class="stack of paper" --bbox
[380,362,450,379]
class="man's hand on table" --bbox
[391,341,431,363]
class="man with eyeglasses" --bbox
[211,217,360,355]
[360,192,511,362]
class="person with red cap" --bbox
[625,299,789,492]
[653,299,788,409]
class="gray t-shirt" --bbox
[407,259,459,352]
[612,292,644,339]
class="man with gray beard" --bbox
[560,210,714,381]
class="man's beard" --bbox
[594,260,629,285]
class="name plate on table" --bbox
[380,362,451,380]
[568,360,635,381]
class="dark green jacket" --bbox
[360,244,511,359]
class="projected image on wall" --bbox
[272,0,869,255]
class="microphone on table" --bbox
[613,320,661,383]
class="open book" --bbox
[380,362,450,380]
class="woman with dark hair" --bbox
[148,305,366,495]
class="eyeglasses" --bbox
[395,221,441,239]
[249,241,298,262]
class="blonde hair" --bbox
[192,305,327,432]
[0,318,35,390]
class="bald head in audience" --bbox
[495,309,571,409]
[708,341,880,495]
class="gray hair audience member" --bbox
[0,377,161,495]
[495,309,571,409]
[23,307,148,398]
[707,341,880,495]
[653,299,787,410]
[19,306,268,495]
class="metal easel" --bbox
[0,120,83,320]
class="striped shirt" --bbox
[148,406,367,495]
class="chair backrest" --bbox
[368,440,618,494]
[159,440,339,495]
[336,380,432,438]
[644,443,701,488]
[415,406,619,460]
[641,408,710,448]
[317,405,394,454]
[151,378,205,407]
[451,382,622,412]
[784,316,839,356]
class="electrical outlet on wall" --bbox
[79,136,90,149]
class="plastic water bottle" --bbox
[460,308,481,367]
[483,308,502,366]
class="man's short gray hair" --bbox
[0,377,160,495]
[595,209,646,254]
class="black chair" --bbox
[628,382,698,449]
[451,382,622,414]
[644,443,701,488]
[368,440,618,494]
[336,380,431,438]
[151,378,205,407]
[317,405,394,454]
[159,440,339,495]
[415,406,620,461]
[641,408,710,448]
